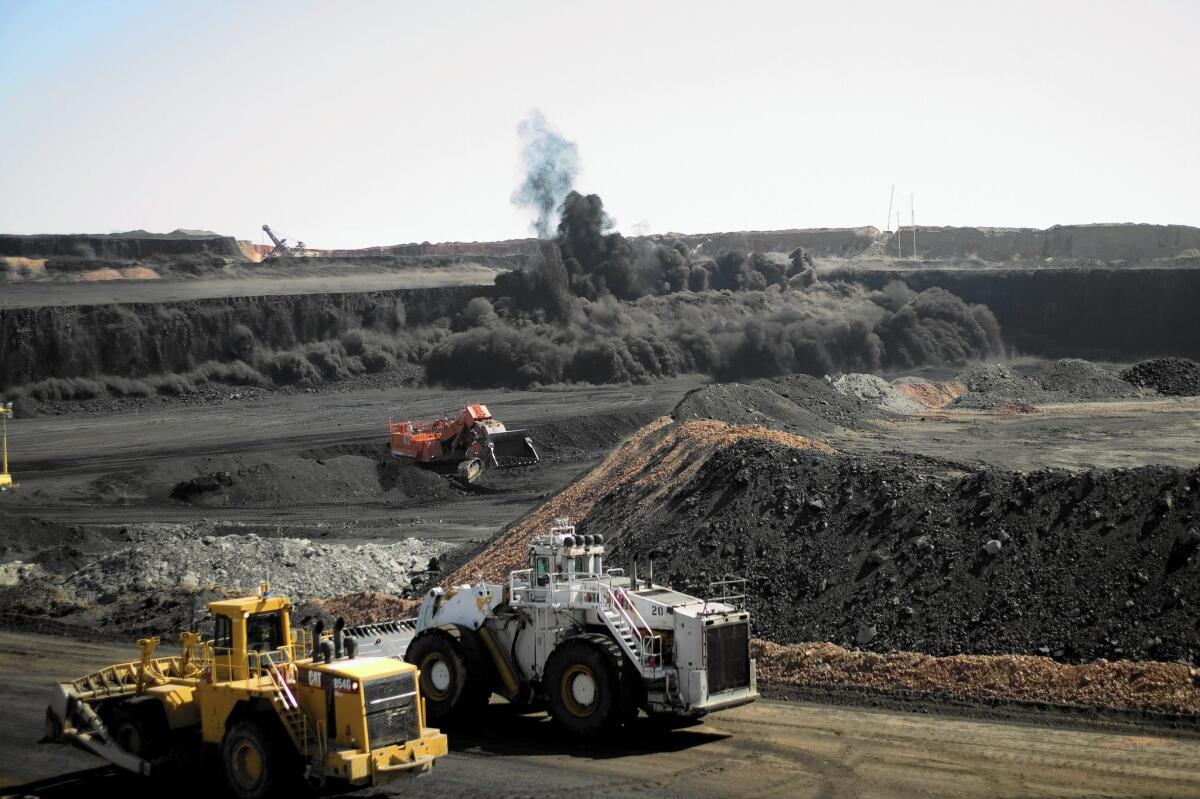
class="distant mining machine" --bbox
[388,403,539,483]
[261,224,305,258]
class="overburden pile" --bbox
[592,439,1200,664]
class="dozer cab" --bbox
[45,585,447,798]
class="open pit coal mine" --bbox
[3,223,1200,745]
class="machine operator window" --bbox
[246,611,283,652]
[214,615,233,651]
[535,557,550,585]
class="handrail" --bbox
[704,576,748,613]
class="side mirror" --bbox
[536,574,549,587]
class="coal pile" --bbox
[954,359,1146,408]
[592,439,1200,664]
[1029,358,1141,400]
[1122,357,1200,397]
[674,375,881,434]
[166,454,458,507]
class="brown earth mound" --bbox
[893,378,967,408]
[754,640,1200,716]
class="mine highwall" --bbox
[0,285,489,390]
[832,266,1200,361]
[2,266,1199,389]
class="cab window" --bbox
[214,615,233,651]
[246,611,283,652]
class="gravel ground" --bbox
[64,524,453,602]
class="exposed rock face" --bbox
[0,232,246,260]
[0,285,486,390]
[835,266,1200,361]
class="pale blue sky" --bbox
[1,0,1197,248]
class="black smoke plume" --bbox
[511,111,580,239]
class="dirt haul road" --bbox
[1,633,1198,799]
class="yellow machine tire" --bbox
[543,635,627,737]
[221,719,287,799]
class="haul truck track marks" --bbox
[349,518,758,736]
[44,585,447,798]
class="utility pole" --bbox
[910,194,917,259]
[886,184,895,232]
[0,402,13,491]
[896,212,903,258]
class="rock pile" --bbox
[1031,358,1142,400]
[673,375,882,434]
[1122,357,1200,397]
[830,373,924,414]
[954,359,1145,408]
[65,525,452,602]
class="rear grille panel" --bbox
[364,672,420,748]
[706,622,751,694]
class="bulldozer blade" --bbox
[484,429,540,467]
[343,620,419,659]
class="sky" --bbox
[1,0,1197,249]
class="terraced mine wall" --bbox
[832,265,1200,361]
[894,224,1200,262]
[656,227,881,258]
[0,233,245,260]
[0,285,488,390]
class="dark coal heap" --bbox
[427,192,1004,388]
[1122,357,1200,397]
[593,440,1200,664]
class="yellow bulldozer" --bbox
[44,585,447,798]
